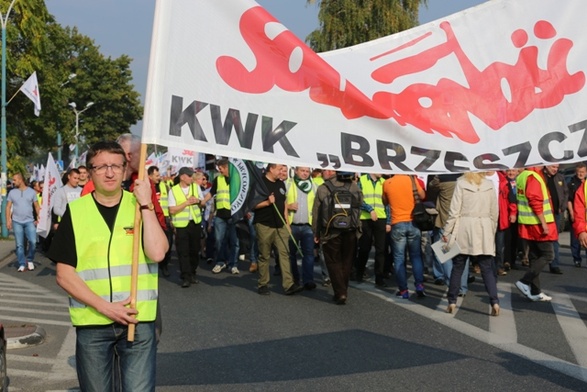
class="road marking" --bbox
[1,314,72,326]
[0,298,68,307]
[48,327,78,382]
[0,305,69,317]
[551,293,587,377]
[488,282,517,345]
[358,283,587,383]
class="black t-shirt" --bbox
[48,195,121,268]
[254,177,286,228]
[210,176,231,219]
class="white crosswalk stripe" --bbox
[353,279,587,384]
[0,272,78,391]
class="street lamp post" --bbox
[68,101,94,167]
[58,73,77,164]
[1,0,18,238]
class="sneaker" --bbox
[27,262,35,271]
[17,265,25,272]
[181,279,191,288]
[396,289,409,299]
[415,284,426,298]
[304,282,317,291]
[322,278,331,287]
[515,281,531,298]
[529,292,552,302]
[497,268,507,276]
[212,263,226,274]
[239,254,246,261]
[231,266,240,275]
[258,285,270,295]
[574,261,582,268]
[249,263,258,273]
[206,258,214,264]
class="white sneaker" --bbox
[17,265,25,272]
[231,267,240,275]
[27,262,35,271]
[529,292,552,302]
[239,254,245,261]
[212,264,226,274]
[515,281,531,298]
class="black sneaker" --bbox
[415,283,426,298]
[285,283,304,295]
[574,261,582,268]
[181,280,191,288]
[258,285,270,295]
[304,282,317,291]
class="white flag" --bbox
[20,71,41,116]
[37,153,61,238]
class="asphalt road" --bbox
[2,242,587,391]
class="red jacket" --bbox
[518,168,557,241]
[498,171,517,231]
[573,182,587,238]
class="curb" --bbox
[6,324,46,350]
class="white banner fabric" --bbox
[143,0,587,173]
[37,154,62,238]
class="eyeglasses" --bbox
[90,163,126,175]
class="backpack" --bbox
[321,181,360,232]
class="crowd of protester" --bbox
[5,142,587,308]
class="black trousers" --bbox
[323,231,358,299]
[521,240,553,295]
[175,220,201,280]
[355,219,386,281]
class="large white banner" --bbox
[143,0,587,173]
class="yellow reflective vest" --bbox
[516,170,554,225]
[69,192,158,326]
[359,175,386,220]
[159,182,169,217]
[216,175,231,210]
[170,184,202,227]
[286,178,315,225]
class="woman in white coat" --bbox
[442,172,500,316]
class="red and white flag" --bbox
[20,71,41,116]
[37,153,61,238]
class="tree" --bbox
[306,0,427,51]
[1,0,143,171]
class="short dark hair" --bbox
[216,158,229,168]
[77,165,87,171]
[68,168,80,176]
[577,163,587,170]
[147,166,159,176]
[86,141,127,168]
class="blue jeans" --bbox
[550,213,562,268]
[391,222,424,291]
[570,228,587,263]
[76,322,156,392]
[289,224,315,285]
[214,217,239,268]
[13,220,36,267]
[431,228,469,293]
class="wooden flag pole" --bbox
[128,143,148,342]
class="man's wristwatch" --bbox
[140,202,155,211]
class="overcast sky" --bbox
[44,0,487,133]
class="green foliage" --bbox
[306,0,427,51]
[0,0,143,169]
